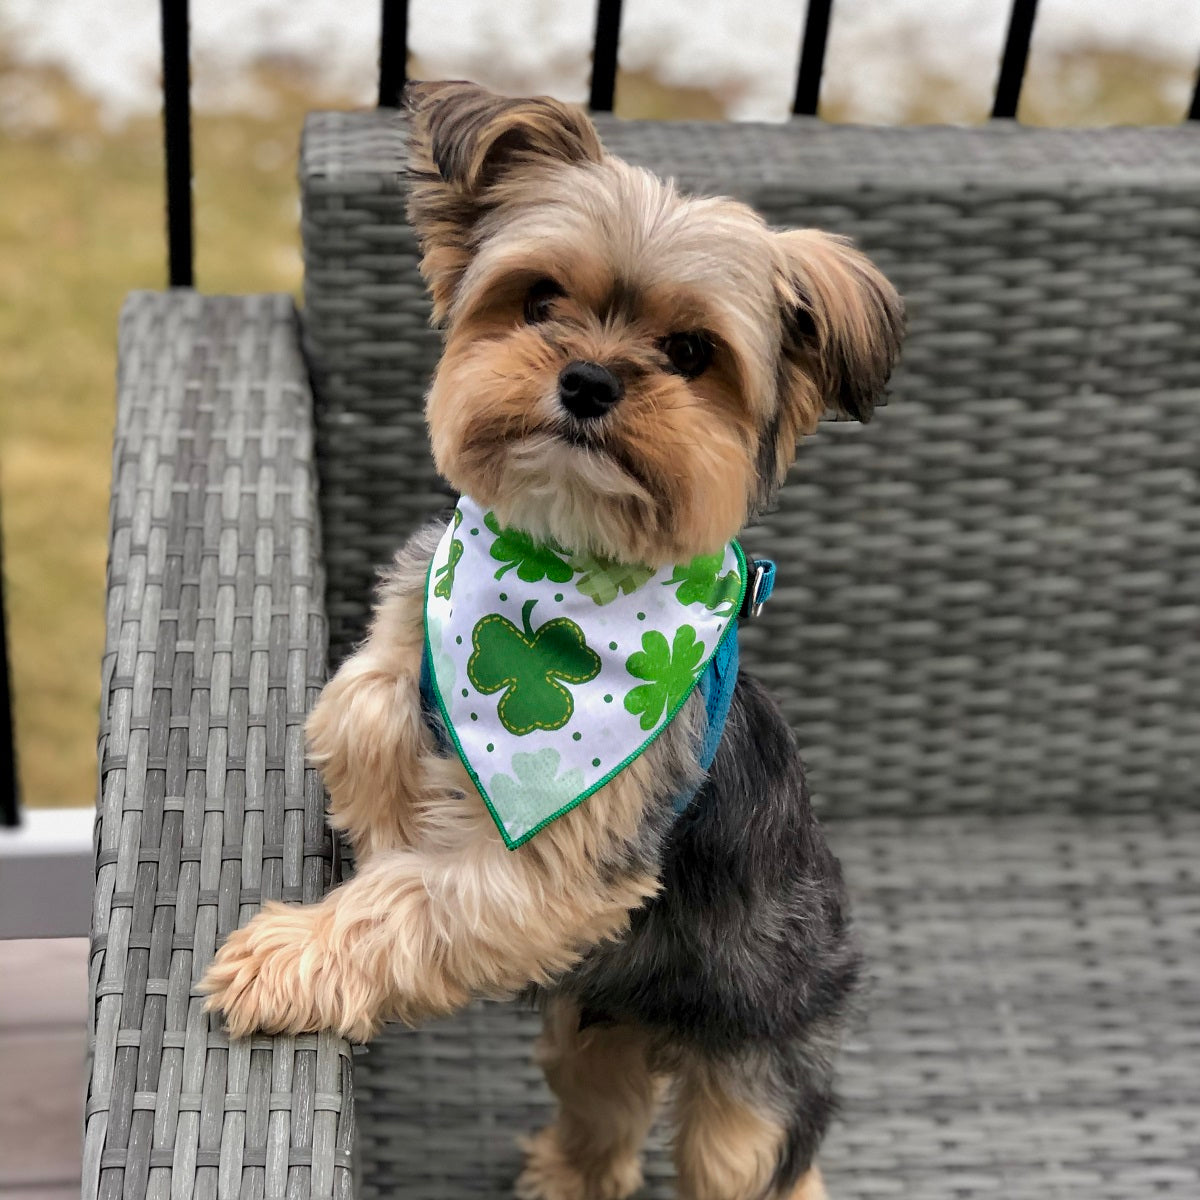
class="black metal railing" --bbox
[379,0,409,109]
[162,0,193,288]
[154,0,1200,290]
[0,505,16,826]
[793,0,833,117]
[992,0,1039,120]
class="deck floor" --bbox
[0,938,87,1200]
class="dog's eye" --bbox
[524,278,565,324]
[660,332,714,379]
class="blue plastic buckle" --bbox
[741,559,776,619]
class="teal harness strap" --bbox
[671,557,773,814]
[419,557,776,824]
[670,629,739,814]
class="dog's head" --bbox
[407,81,904,566]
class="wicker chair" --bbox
[87,114,1200,1200]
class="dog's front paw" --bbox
[198,902,379,1042]
[516,1127,642,1200]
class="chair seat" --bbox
[355,809,1200,1200]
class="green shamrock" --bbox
[433,508,464,600]
[468,599,601,734]
[485,512,574,583]
[570,552,655,606]
[624,625,706,732]
[665,553,741,616]
[490,749,587,837]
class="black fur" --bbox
[550,673,860,1182]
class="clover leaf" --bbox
[433,508,464,600]
[665,553,740,615]
[570,552,655,606]
[485,512,574,583]
[623,625,706,731]
[468,599,601,734]
[490,748,587,832]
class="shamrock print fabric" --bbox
[424,496,747,848]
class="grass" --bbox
[0,61,315,806]
[0,48,1190,807]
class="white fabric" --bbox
[424,497,746,848]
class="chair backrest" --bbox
[300,112,1200,818]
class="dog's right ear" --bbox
[405,81,603,322]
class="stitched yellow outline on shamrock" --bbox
[467,599,601,735]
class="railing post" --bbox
[0,498,17,827]
[992,0,1039,120]
[793,0,833,117]
[160,0,194,287]
[589,0,623,112]
[379,0,410,108]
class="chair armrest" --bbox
[87,292,353,1200]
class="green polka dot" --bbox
[592,757,601,768]
[603,694,613,704]
[554,592,564,602]
[572,732,582,742]
[461,688,468,697]
[470,528,479,535]
[455,635,463,645]
[637,611,646,620]
[609,640,618,650]
[470,712,478,721]
[486,742,494,752]
[499,592,507,602]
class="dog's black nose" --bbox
[558,361,623,420]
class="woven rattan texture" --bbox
[300,112,1200,820]
[352,810,1200,1199]
[90,292,352,1200]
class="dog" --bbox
[201,81,903,1200]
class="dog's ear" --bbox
[773,229,904,431]
[405,81,603,321]
[406,80,602,193]
[755,230,902,502]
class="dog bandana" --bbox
[423,496,748,848]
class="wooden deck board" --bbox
[0,939,87,1199]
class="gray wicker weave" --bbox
[89,114,1200,1200]
[90,292,352,1200]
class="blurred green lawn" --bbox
[0,49,1190,806]
[0,61,314,805]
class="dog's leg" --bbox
[517,997,663,1200]
[672,1053,831,1200]
[306,528,440,860]
[200,750,663,1041]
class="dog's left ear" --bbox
[773,229,904,431]
[405,81,603,321]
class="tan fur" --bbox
[199,734,666,1038]
[518,997,665,1200]
[303,524,445,858]
[787,1167,829,1200]
[200,528,674,1039]
[674,1056,821,1200]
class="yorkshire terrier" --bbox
[201,81,903,1200]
